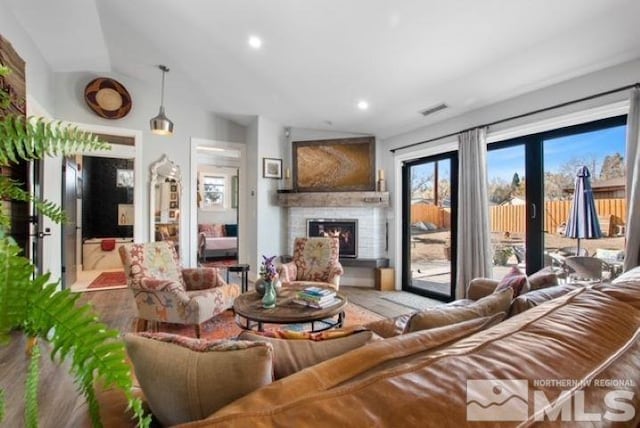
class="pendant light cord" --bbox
[158,65,169,108]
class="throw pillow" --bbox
[198,223,226,237]
[225,224,238,237]
[238,326,374,379]
[509,283,578,317]
[612,266,640,284]
[495,266,530,297]
[124,333,273,427]
[527,267,559,290]
[404,288,513,333]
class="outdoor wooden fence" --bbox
[410,204,451,229]
[411,198,626,235]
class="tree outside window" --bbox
[202,175,225,208]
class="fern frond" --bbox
[0,115,110,166]
[25,340,40,428]
[0,176,66,224]
[26,278,147,426]
[0,388,5,423]
[0,237,32,339]
[0,66,9,110]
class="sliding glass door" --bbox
[486,143,528,280]
[487,115,627,276]
[402,152,457,301]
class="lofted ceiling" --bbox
[6,0,640,138]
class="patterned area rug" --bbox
[87,271,128,291]
[157,303,383,340]
[380,292,441,311]
[200,258,237,268]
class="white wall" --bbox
[52,71,246,267]
[381,58,640,288]
[245,118,259,277]
[255,117,286,273]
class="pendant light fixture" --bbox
[150,65,174,135]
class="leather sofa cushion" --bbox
[180,287,640,427]
[124,333,273,427]
[404,288,512,333]
[238,327,374,379]
[364,313,413,338]
[509,283,578,317]
[593,280,640,310]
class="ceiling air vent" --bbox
[420,103,448,117]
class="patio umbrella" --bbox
[565,165,601,254]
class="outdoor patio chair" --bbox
[118,241,241,337]
[563,256,611,282]
[544,252,567,279]
[558,246,589,257]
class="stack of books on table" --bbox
[293,287,339,309]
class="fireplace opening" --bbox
[307,219,357,258]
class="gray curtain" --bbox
[456,128,492,298]
[624,87,640,271]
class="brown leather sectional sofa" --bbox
[178,279,640,427]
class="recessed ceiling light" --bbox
[357,100,369,110]
[248,36,262,49]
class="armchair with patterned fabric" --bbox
[118,241,241,337]
[277,237,344,290]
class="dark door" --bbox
[62,157,77,288]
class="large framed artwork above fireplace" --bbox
[307,219,357,258]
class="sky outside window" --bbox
[487,125,626,181]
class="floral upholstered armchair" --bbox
[118,241,240,337]
[277,237,344,290]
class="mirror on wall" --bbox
[150,155,181,254]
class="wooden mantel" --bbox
[277,191,389,208]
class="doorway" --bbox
[189,139,246,269]
[61,130,140,292]
[402,151,458,302]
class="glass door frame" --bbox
[488,114,627,274]
[401,151,458,302]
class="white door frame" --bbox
[189,138,247,267]
[65,122,144,244]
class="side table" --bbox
[227,264,250,292]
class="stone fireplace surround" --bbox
[286,207,386,260]
[278,191,390,287]
[284,207,389,287]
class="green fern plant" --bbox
[0,67,149,427]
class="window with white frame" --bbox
[201,174,226,209]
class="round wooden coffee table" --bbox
[233,285,347,332]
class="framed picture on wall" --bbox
[293,137,375,191]
[170,183,178,192]
[169,210,176,219]
[263,158,282,179]
[170,192,177,201]
[169,201,178,209]
[116,169,134,188]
